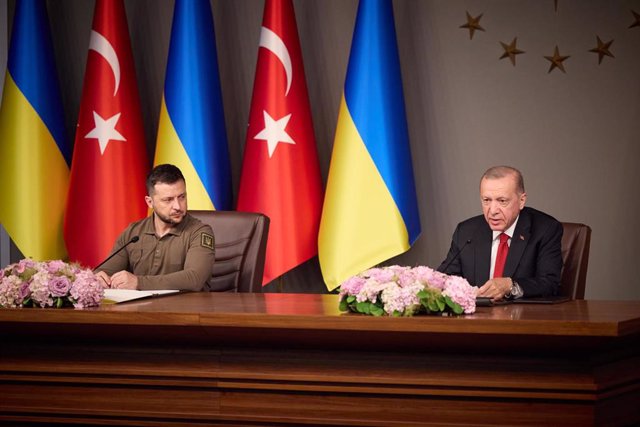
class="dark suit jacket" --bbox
[437,207,563,297]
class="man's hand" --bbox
[478,277,512,301]
[95,271,111,289]
[109,271,139,290]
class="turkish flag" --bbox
[237,0,323,285]
[64,0,148,268]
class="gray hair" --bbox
[481,166,525,194]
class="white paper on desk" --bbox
[102,289,180,304]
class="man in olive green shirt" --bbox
[95,164,215,291]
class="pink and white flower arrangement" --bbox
[0,259,104,309]
[338,265,477,316]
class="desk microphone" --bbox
[440,238,472,274]
[94,236,139,270]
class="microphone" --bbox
[440,238,472,274]
[94,236,139,270]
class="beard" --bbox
[155,210,184,226]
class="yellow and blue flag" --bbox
[0,0,70,260]
[154,0,231,210]
[319,0,421,290]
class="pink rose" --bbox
[48,276,72,297]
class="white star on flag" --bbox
[85,111,126,155]
[254,110,296,158]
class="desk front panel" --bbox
[1,294,639,426]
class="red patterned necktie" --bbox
[493,233,509,278]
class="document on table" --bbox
[102,289,181,304]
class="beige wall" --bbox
[2,0,639,299]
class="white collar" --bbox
[492,215,519,241]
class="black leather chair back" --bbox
[559,222,592,300]
[189,210,269,293]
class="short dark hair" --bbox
[146,164,185,195]
[481,165,525,194]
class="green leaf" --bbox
[370,306,385,316]
[56,297,63,309]
[444,296,464,314]
[21,267,37,281]
[339,298,349,312]
[346,295,356,303]
[356,301,371,314]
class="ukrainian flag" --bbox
[318,0,421,290]
[0,0,70,260]
[154,0,231,210]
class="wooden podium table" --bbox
[1,293,639,426]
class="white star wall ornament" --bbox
[254,110,296,158]
[85,111,126,155]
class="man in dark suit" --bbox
[438,166,563,301]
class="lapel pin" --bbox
[519,235,525,241]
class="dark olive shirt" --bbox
[97,214,215,291]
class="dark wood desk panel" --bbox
[1,294,639,426]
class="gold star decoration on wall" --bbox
[458,4,637,74]
[544,46,570,73]
[629,10,640,28]
[589,36,614,64]
[459,11,485,40]
[499,37,525,66]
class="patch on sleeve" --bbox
[201,232,214,250]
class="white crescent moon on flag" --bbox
[89,30,121,96]
[259,26,292,96]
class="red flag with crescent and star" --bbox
[237,0,323,285]
[64,0,148,268]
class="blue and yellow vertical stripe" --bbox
[0,0,70,260]
[319,0,421,290]
[154,0,231,210]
